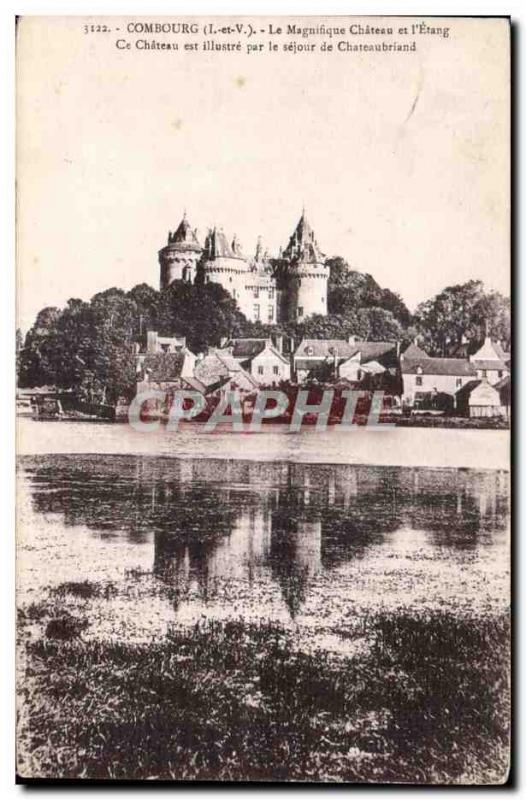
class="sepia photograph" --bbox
[15,14,510,784]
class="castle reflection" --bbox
[24,455,510,618]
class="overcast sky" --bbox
[17,16,509,332]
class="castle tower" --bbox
[200,226,251,311]
[281,211,329,322]
[159,213,203,290]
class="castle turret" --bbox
[281,211,329,321]
[159,213,202,290]
[201,226,251,311]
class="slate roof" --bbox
[229,339,268,359]
[455,379,483,399]
[471,359,508,371]
[402,342,428,360]
[295,339,358,360]
[203,227,242,260]
[227,338,288,365]
[282,212,324,264]
[166,215,202,252]
[353,342,397,363]
[194,350,258,391]
[295,339,396,363]
[402,358,477,377]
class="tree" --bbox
[157,281,247,353]
[326,257,411,326]
[18,307,62,387]
[415,280,510,356]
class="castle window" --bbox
[268,306,274,322]
[415,376,423,386]
[258,365,264,375]
[254,287,259,298]
[254,304,260,321]
[273,366,279,376]
[305,346,314,356]
[298,307,304,318]
[269,288,275,299]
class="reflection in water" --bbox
[21,455,510,620]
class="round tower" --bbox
[200,227,250,310]
[159,213,202,290]
[281,211,329,322]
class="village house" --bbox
[194,348,259,396]
[221,338,291,385]
[136,331,198,394]
[455,379,505,418]
[468,336,510,385]
[293,337,398,384]
[400,342,477,407]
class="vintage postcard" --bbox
[16,15,510,783]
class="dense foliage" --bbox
[17,260,510,401]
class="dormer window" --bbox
[305,346,314,356]
[416,365,423,375]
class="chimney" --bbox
[348,335,356,346]
[275,334,284,353]
[220,336,229,348]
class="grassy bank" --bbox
[17,591,510,784]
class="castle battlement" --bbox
[159,211,328,324]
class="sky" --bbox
[16,16,510,332]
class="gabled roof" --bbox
[402,358,477,377]
[194,350,258,391]
[353,342,397,363]
[402,342,428,360]
[470,337,509,364]
[455,379,500,400]
[227,338,289,364]
[361,360,386,375]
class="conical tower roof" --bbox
[204,227,235,259]
[167,213,202,251]
[282,210,324,264]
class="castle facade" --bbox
[158,211,329,324]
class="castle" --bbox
[158,211,329,324]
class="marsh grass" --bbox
[17,601,510,784]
